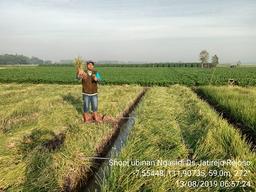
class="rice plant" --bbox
[196,86,256,142]
[101,86,256,192]
[0,83,143,191]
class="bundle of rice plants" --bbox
[74,57,86,78]
[74,57,84,72]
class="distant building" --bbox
[230,64,237,68]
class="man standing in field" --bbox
[77,60,102,122]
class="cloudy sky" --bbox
[0,0,255,63]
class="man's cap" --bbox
[86,60,95,65]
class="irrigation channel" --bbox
[81,111,136,192]
[74,88,148,192]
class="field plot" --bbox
[0,66,256,86]
[0,83,143,191]
[196,86,256,144]
[101,86,256,192]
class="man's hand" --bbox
[93,76,98,81]
[78,69,87,80]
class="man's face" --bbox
[87,63,94,70]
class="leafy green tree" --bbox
[30,56,44,64]
[199,50,209,67]
[44,60,52,64]
[212,55,219,67]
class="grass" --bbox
[101,86,256,192]
[0,66,256,86]
[196,86,256,141]
[1,83,255,191]
[0,83,144,191]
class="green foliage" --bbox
[0,66,256,86]
[197,86,256,139]
[0,83,143,191]
[199,50,209,64]
[101,86,256,192]
[212,55,219,67]
[95,62,201,67]
[0,54,46,65]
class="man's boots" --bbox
[83,112,92,123]
[92,112,103,122]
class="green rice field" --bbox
[0,65,256,86]
[0,65,255,191]
[101,86,256,192]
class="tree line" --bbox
[0,54,52,65]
